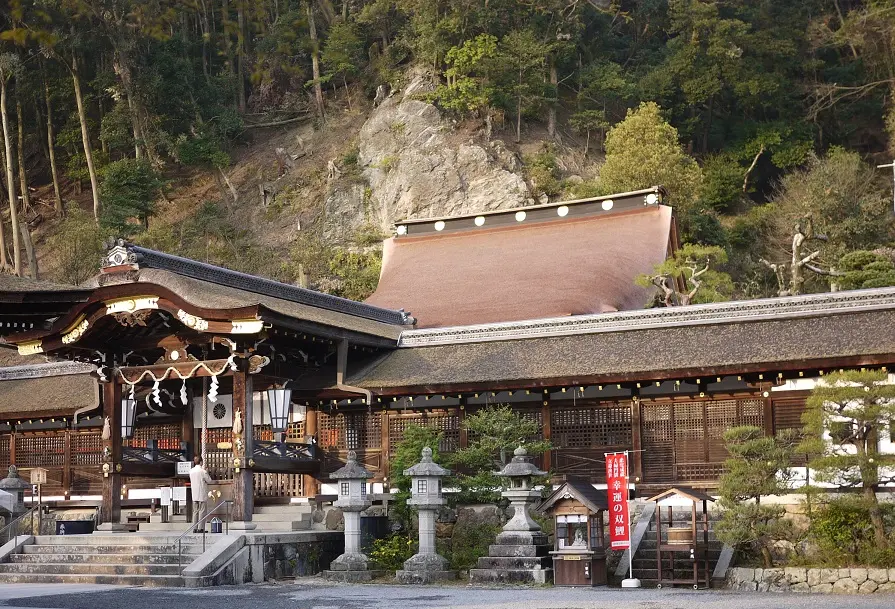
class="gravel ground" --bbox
[1,579,895,609]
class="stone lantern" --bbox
[396,447,456,583]
[469,446,553,584]
[322,451,385,582]
[0,465,29,515]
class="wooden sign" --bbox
[30,467,48,486]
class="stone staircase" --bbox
[138,503,313,533]
[627,510,724,588]
[0,534,206,586]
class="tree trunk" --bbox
[515,68,522,143]
[44,73,63,215]
[307,1,325,120]
[547,57,557,138]
[18,221,37,279]
[237,0,247,113]
[113,52,146,160]
[199,0,211,82]
[1,79,22,276]
[15,90,31,215]
[342,0,348,21]
[72,56,101,221]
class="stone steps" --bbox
[11,552,186,565]
[475,556,552,570]
[468,567,552,584]
[0,535,209,587]
[0,572,183,587]
[0,562,183,576]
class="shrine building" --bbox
[1,185,894,528]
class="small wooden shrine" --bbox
[646,487,714,589]
[538,480,608,587]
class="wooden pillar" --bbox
[100,380,122,525]
[458,397,468,450]
[380,408,390,481]
[541,394,552,472]
[631,397,643,484]
[303,405,319,497]
[9,429,15,466]
[63,430,72,496]
[231,365,254,523]
[182,388,195,461]
[763,393,774,436]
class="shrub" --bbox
[808,496,895,566]
[99,158,164,236]
[449,518,500,571]
[370,534,416,571]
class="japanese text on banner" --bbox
[605,453,630,550]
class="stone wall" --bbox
[727,566,895,594]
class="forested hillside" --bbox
[1,1,894,303]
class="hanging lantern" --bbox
[267,386,293,436]
[121,395,138,439]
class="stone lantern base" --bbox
[396,552,457,584]
[321,553,387,583]
[468,531,554,584]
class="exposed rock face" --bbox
[350,76,532,234]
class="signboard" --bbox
[176,461,191,476]
[30,467,48,486]
[605,452,631,550]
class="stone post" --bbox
[469,446,553,584]
[322,451,385,582]
[397,447,456,583]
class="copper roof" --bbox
[366,204,674,328]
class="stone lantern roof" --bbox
[330,451,373,480]
[404,447,451,477]
[0,466,28,491]
[497,446,546,478]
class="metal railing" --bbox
[174,499,233,569]
[0,507,38,548]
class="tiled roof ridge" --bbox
[398,286,895,347]
[125,245,414,327]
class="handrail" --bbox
[175,499,232,569]
[0,507,38,548]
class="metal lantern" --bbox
[121,395,137,439]
[266,387,293,435]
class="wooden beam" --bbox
[118,359,235,383]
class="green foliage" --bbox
[838,250,895,290]
[769,149,892,267]
[429,34,498,115]
[525,146,561,197]
[327,249,382,301]
[715,426,799,567]
[637,243,734,306]
[322,20,364,88]
[802,370,895,549]
[808,496,895,567]
[700,153,744,212]
[99,159,163,236]
[370,534,416,571]
[599,102,703,210]
[48,203,105,285]
[388,425,444,526]
[448,518,501,571]
[451,404,550,504]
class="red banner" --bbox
[606,452,630,550]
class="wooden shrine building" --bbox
[1,186,895,527]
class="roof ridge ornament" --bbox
[101,238,139,272]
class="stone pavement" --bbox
[0,579,894,609]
